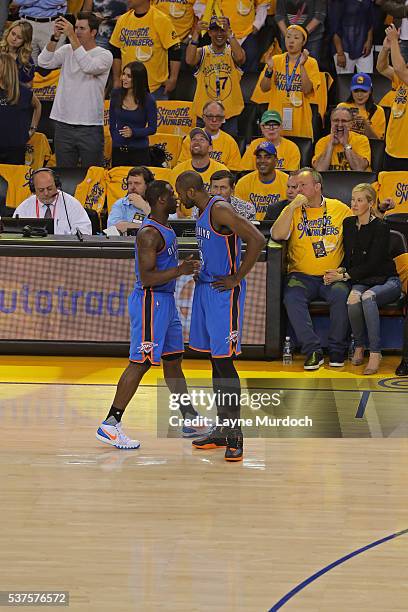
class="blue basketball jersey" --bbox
[196,196,242,282]
[135,217,178,293]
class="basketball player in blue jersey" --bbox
[96,180,203,449]
[175,171,265,462]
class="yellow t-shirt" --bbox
[309,71,332,120]
[149,133,183,168]
[153,0,195,40]
[218,0,269,39]
[74,167,108,214]
[285,198,352,275]
[156,100,194,136]
[374,171,408,215]
[385,77,408,159]
[234,169,288,220]
[25,132,52,170]
[379,89,395,108]
[251,54,320,139]
[312,131,371,171]
[110,8,180,93]
[0,164,33,208]
[241,137,300,171]
[172,158,229,216]
[192,45,244,120]
[106,166,172,211]
[178,130,242,170]
[338,102,386,140]
[32,69,60,101]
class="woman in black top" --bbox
[324,184,401,374]
[109,61,157,167]
[0,52,41,165]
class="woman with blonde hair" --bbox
[0,20,35,85]
[0,53,41,164]
[324,183,401,374]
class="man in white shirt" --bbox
[14,168,92,235]
[38,12,113,167]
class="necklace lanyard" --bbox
[35,193,58,219]
[285,53,301,96]
[301,200,328,238]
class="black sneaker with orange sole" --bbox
[224,431,244,462]
[192,426,227,450]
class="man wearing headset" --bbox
[13,168,92,235]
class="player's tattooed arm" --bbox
[211,203,266,291]
[137,226,199,286]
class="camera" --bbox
[56,13,76,27]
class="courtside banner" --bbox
[0,258,266,344]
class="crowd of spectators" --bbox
[1,1,408,374]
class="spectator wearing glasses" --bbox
[312,106,371,171]
[329,0,375,74]
[186,16,245,138]
[338,73,386,140]
[210,170,256,220]
[241,109,301,171]
[177,101,242,170]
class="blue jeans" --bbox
[152,86,168,101]
[347,277,402,353]
[283,272,350,356]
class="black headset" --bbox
[28,167,72,232]
[29,168,62,193]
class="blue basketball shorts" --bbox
[129,288,184,366]
[189,280,246,358]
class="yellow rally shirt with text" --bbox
[234,169,288,220]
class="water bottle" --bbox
[282,336,293,366]
[348,335,355,361]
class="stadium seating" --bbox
[369,139,386,174]
[320,171,377,203]
[287,137,313,168]
[384,214,408,242]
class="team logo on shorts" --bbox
[138,341,158,354]
[226,330,239,344]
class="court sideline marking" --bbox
[268,528,408,611]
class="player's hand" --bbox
[211,273,240,291]
[289,193,308,210]
[178,254,201,276]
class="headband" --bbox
[287,24,308,43]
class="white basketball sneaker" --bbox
[96,421,140,450]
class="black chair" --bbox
[237,103,258,144]
[0,175,7,207]
[369,139,385,174]
[384,214,408,243]
[320,171,377,203]
[336,74,392,105]
[240,72,259,104]
[37,101,55,142]
[311,103,323,142]
[286,136,313,167]
[53,167,88,197]
[169,71,196,102]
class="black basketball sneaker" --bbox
[192,426,227,450]
[224,431,244,462]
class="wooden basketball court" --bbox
[1,355,408,611]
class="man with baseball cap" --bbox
[172,127,228,216]
[235,140,288,219]
[241,110,301,171]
